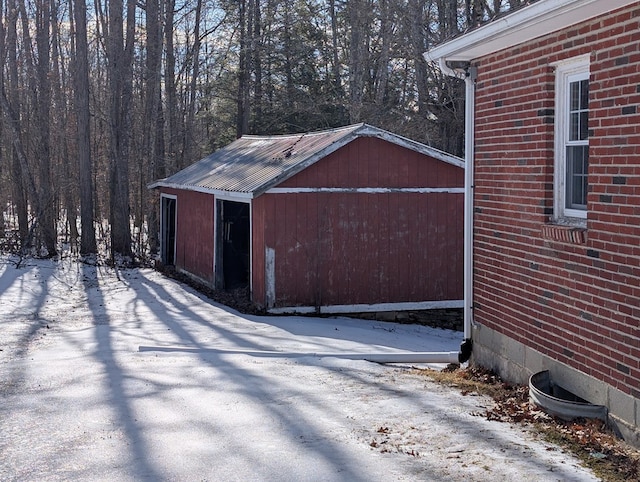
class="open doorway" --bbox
[160,195,177,265]
[216,200,250,290]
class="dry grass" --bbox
[413,365,640,482]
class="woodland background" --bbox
[0,0,529,260]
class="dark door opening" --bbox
[161,196,176,265]
[216,200,250,290]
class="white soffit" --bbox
[425,0,638,63]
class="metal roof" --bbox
[149,123,464,199]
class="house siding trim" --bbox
[266,187,465,194]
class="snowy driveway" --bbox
[0,258,598,481]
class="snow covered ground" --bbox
[0,256,598,481]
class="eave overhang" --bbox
[425,0,638,64]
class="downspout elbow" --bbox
[458,338,472,364]
[438,57,458,77]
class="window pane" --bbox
[569,80,589,141]
[580,111,589,140]
[566,145,589,209]
[570,113,579,140]
[580,79,589,110]
[570,82,580,110]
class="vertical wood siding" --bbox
[251,137,464,307]
[162,188,215,285]
[472,4,640,399]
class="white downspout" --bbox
[435,56,475,360]
[463,71,475,343]
[438,57,457,77]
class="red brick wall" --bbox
[473,4,640,398]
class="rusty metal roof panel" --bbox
[149,123,463,197]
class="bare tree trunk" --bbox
[251,0,262,132]
[409,0,429,116]
[106,0,135,259]
[347,0,370,122]
[329,0,343,95]
[236,0,249,137]
[52,0,80,248]
[34,0,58,256]
[144,0,165,255]
[0,92,40,234]
[164,0,178,169]
[73,0,97,254]
[374,0,391,106]
[185,0,203,154]
[4,0,29,246]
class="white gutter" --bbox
[438,57,458,78]
[426,0,636,63]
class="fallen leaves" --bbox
[368,424,421,457]
[413,365,640,482]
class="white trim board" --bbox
[149,181,255,200]
[266,187,464,194]
[268,299,464,315]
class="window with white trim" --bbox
[554,56,590,221]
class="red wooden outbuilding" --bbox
[150,123,464,314]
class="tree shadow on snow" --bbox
[130,273,372,481]
[0,259,56,389]
[81,263,163,480]
[124,271,583,481]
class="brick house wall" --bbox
[472,3,640,404]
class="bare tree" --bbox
[73,0,97,254]
[105,0,136,259]
[142,0,165,255]
[3,0,29,246]
[347,0,371,122]
[34,0,58,256]
[236,0,249,137]
[164,0,178,169]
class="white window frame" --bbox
[553,54,590,222]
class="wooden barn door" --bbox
[160,195,177,265]
[216,200,250,290]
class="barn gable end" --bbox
[252,136,464,310]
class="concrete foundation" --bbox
[471,322,640,448]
